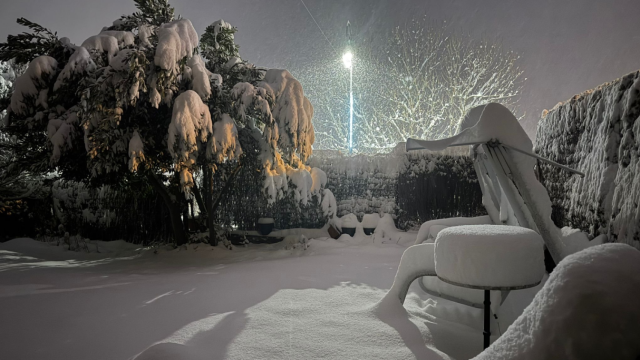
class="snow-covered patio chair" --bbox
[387,103,584,320]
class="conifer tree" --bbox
[0,0,316,245]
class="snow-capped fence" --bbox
[534,70,640,249]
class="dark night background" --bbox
[2,0,639,138]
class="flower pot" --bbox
[341,227,356,237]
[328,224,341,239]
[257,218,274,235]
[361,214,380,236]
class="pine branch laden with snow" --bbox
[185,55,212,100]
[53,47,96,91]
[259,69,315,162]
[535,70,640,250]
[154,18,198,72]
[168,90,212,172]
[207,113,241,162]
[295,17,523,154]
[81,34,120,62]
[9,56,58,116]
[229,69,316,203]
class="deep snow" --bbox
[0,235,513,360]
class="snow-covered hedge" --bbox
[309,147,485,229]
[50,180,172,243]
[212,147,483,232]
[534,70,640,249]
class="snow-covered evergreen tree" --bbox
[0,0,316,245]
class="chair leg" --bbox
[483,289,491,349]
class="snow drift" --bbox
[474,243,640,360]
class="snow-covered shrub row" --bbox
[535,70,640,249]
[308,145,485,229]
[50,180,172,243]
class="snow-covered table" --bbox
[434,225,545,348]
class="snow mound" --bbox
[340,213,359,228]
[362,213,381,229]
[435,225,545,288]
[474,244,640,360]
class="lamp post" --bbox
[342,50,353,154]
[344,20,353,154]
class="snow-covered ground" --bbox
[0,232,533,360]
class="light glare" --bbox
[342,51,353,68]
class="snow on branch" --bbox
[259,69,314,161]
[207,113,242,162]
[168,90,212,164]
[81,34,119,62]
[154,18,198,71]
[54,47,96,91]
[9,55,58,115]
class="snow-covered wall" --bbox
[534,70,640,249]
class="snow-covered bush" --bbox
[535,70,640,249]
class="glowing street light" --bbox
[342,51,353,69]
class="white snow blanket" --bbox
[435,225,545,288]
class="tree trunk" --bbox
[208,163,242,246]
[192,182,206,219]
[147,172,188,246]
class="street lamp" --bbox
[344,21,354,154]
[343,50,353,154]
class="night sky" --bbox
[2,0,639,138]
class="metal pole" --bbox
[483,289,491,349]
[349,64,353,154]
